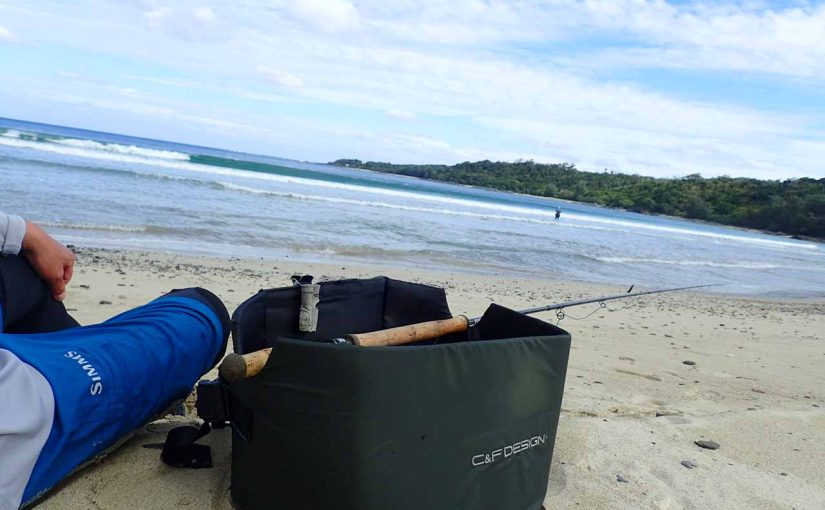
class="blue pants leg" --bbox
[0,288,229,506]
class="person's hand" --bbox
[21,222,76,301]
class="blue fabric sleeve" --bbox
[0,291,228,506]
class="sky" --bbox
[1,0,824,180]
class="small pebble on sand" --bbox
[695,440,721,450]
[683,360,696,366]
[681,460,699,469]
[616,475,629,483]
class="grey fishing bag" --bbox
[199,276,570,510]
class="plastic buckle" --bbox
[196,379,229,428]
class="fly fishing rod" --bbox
[219,283,715,381]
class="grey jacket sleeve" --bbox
[0,349,56,510]
[0,211,26,256]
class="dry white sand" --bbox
[35,247,825,510]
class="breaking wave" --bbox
[4,127,820,254]
[563,214,816,250]
[37,221,184,236]
[217,182,626,236]
[216,182,563,225]
[51,137,188,160]
[37,221,149,233]
[596,257,824,271]
[0,133,189,166]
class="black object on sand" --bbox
[199,276,571,510]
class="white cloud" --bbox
[0,26,15,43]
[2,0,825,179]
[354,1,825,80]
[388,133,450,151]
[144,7,173,23]
[385,108,417,120]
[234,89,308,104]
[277,0,359,32]
[566,1,825,79]
[193,6,215,22]
[256,65,304,88]
[141,3,222,40]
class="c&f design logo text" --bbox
[471,434,548,467]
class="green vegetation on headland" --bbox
[330,159,825,240]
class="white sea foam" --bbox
[1,129,21,138]
[218,182,607,229]
[562,212,815,251]
[0,135,188,166]
[0,133,647,233]
[126,164,822,251]
[596,257,824,271]
[50,234,262,258]
[4,133,820,253]
[51,137,189,160]
[37,221,148,233]
[214,183,824,253]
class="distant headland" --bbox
[331,159,825,241]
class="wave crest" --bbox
[37,221,148,233]
[51,137,189,160]
[596,256,823,271]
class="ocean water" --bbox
[1,117,823,298]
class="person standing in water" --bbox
[555,207,561,220]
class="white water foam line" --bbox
[3,134,820,252]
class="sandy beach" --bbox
[35,247,825,510]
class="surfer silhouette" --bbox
[555,207,561,221]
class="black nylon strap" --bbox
[161,423,213,469]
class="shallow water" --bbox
[2,117,823,298]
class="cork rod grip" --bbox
[218,316,470,381]
[219,347,272,382]
[346,315,470,347]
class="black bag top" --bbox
[232,276,453,354]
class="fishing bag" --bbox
[197,276,571,510]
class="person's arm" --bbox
[20,222,76,302]
[0,211,26,256]
[1,212,76,301]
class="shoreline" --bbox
[61,241,825,302]
[35,245,825,509]
[6,123,823,301]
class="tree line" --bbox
[330,159,825,240]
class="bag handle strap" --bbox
[161,422,213,469]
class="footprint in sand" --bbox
[545,461,567,497]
